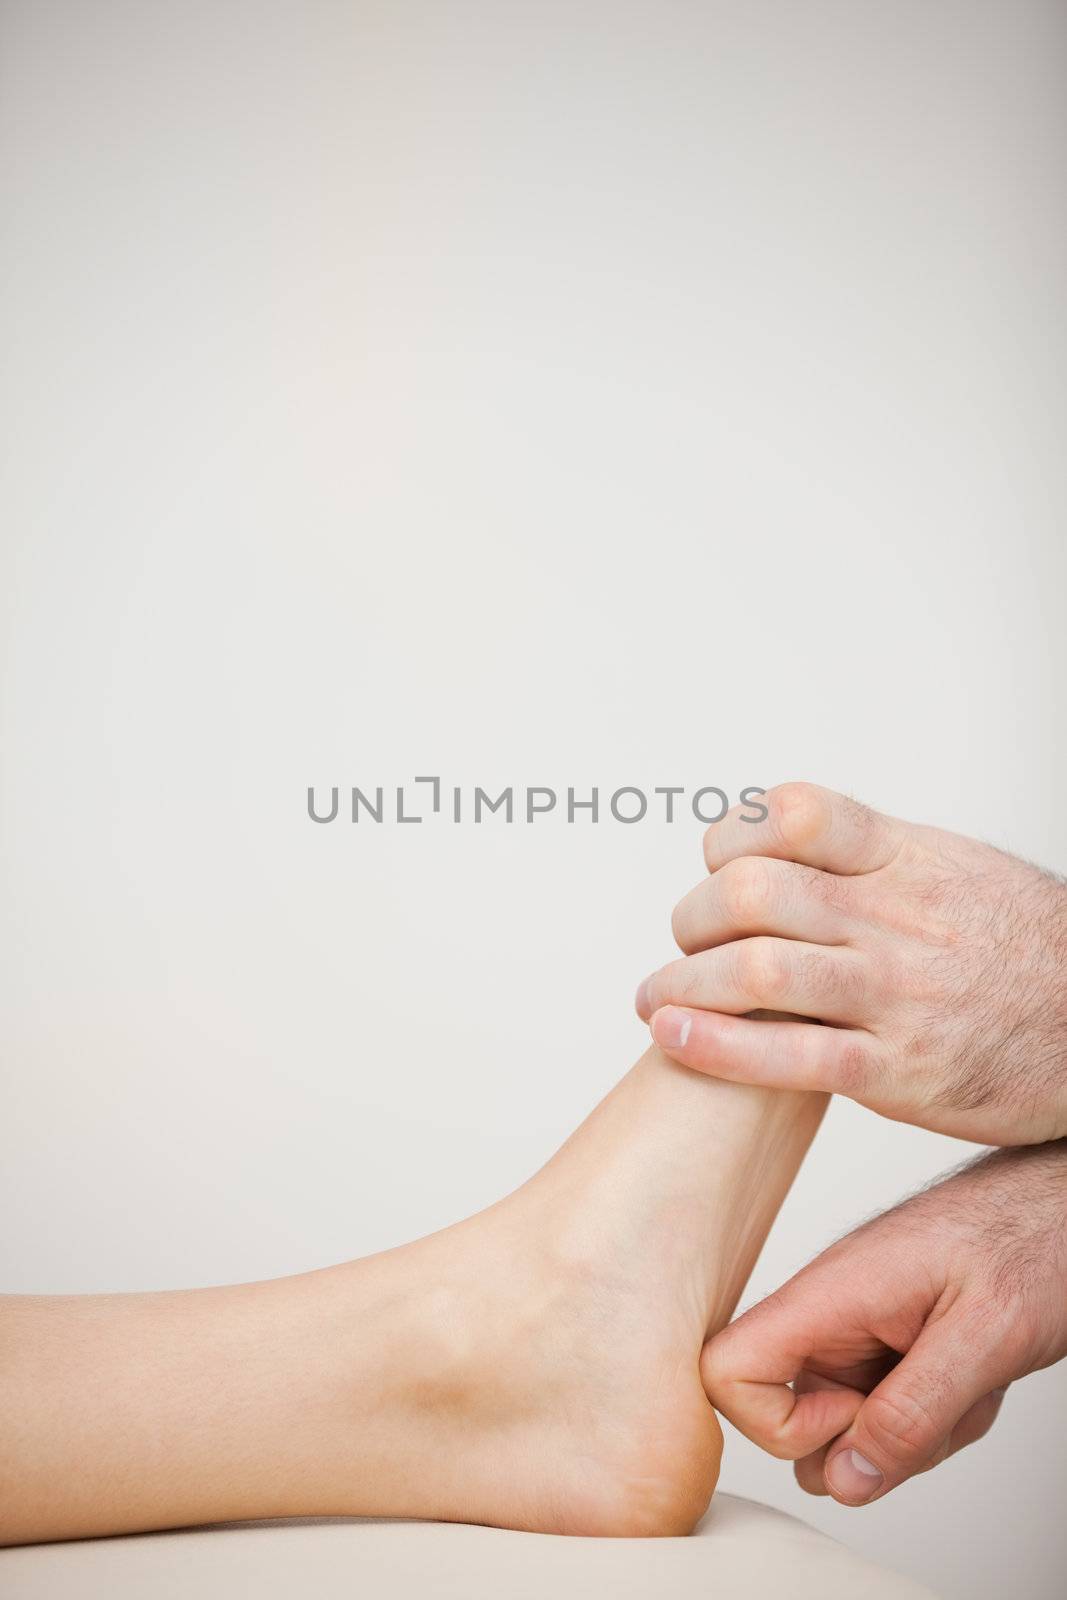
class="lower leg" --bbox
[0,1049,825,1544]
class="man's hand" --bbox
[636,783,1067,1144]
[701,1140,1067,1505]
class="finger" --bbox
[794,1378,1003,1496]
[823,1320,1013,1505]
[792,1372,856,1496]
[701,1308,868,1462]
[636,939,871,1027]
[649,1007,878,1098]
[795,1445,831,1495]
[671,857,855,955]
[700,1236,927,1463]
[704,783,902,877]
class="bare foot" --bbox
[0,1049,824,1543]
[324,1047,825,1537]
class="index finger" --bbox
[701,1287,869,1460]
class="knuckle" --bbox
[769,782,829,851]
[720,857,773,924]
[736,936,789,1001]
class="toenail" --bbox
[825,1448,883,1503]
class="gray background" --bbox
[1,3,1065,1596]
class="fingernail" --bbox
[635,979,652,1017]
[825,1448,883,1503]
[652,1008,692,1049]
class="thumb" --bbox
[823,1315,1009,1505]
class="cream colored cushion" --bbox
[1,1495,936,1599]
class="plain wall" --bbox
[1,3,1065,1595]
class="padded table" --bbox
[0,1494,937,1599]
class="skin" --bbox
[0,1049,826,1546]
[637,781,1067,1144]
[634,781,1067,1503]
[701,1139,1067,1506]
